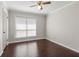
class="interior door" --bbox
[0,4,3,55]
[2,8,8,50]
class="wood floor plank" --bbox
[1,39,79,57]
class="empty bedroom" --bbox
[0,0,79,57]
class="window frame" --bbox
[15,16,36,38]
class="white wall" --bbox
[47,2,79,52]
[8,10,46,42]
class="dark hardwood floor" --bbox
[1,39,79,57]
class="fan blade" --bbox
[42,2,51,5]
[30,4,37,7]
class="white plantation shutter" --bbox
[15,16,36,38]
[27,18,36,37]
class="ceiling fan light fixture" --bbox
[38,5,43,10]
[38,6,41,9]
[30,1,51,10]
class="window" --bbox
[15,16,36,38]
[27,18,36,37]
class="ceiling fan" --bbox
[30,1,51,10]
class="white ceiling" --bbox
[5,1,72,15]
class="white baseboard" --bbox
[47,38,79,53]
[9,38,45,44]
[0,50,3,56]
